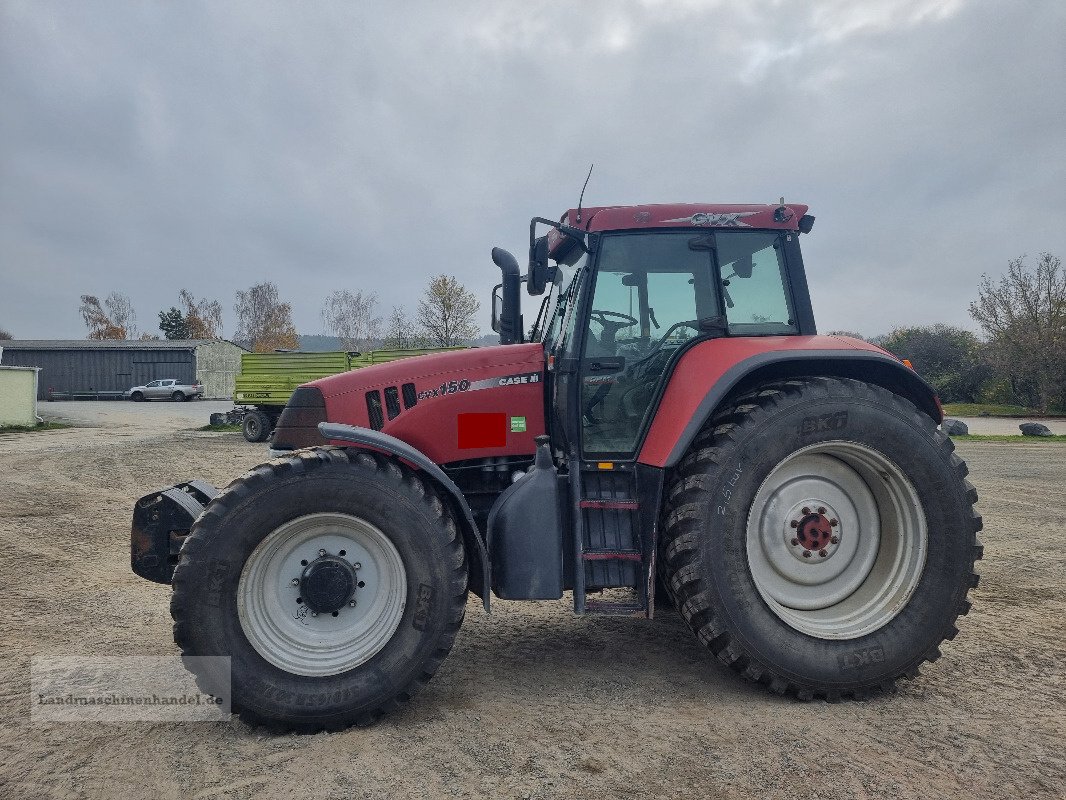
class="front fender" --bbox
[318,422,491,611]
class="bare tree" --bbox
[322,290,381,352]
[234,282,299,352]
[104,292,137,339]
[382,306,431,349]
[416,275,481,347]
[0,327,12,340]
[969,252,1066,413]
[79,295,127,339]
[180,289,223,339]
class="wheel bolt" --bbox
[310,611,318,617]
[353,562,361,570]
[802,507,810,515]
[318,549,327,557]
[790,520,799,528]
[819,549,828,558]
[791,538,799,546]
[349,600,357,607]
[831,536,839,544]
[818,507,826,514]
[291,578,299,586]
[830,519,838,527]
[802,550,812,558]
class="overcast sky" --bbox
[2,0,1064,341]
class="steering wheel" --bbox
[589,310,638,332]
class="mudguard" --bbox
[319,422,492,611]
[638,338,942,468]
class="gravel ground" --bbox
[1,406,1063,799]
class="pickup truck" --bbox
[125,379,203,402]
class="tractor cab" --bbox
[492,204,816,459]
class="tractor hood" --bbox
[275,343,548,466]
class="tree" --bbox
[416,275,481,347]
[322,290,381,352]
[180,289,223,339]
[382,306,432,349]
[969,253,1066,413]
[79,293,134,339]
[0,327,12,340]
[158,307,190,339]
[234,282,299,352]
[874,324,989,403]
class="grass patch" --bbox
[949,433,1066,442]
[197,423,242,432]
[942,403,1065,418]
[0,421,72,433]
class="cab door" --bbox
[573,232,721,461]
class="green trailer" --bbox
[225,348,464,442]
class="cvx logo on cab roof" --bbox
[662,211,758,227]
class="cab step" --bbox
[584,598,646,616]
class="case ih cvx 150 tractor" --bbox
[131,202,981,730]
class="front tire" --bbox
[131,391,144,402]
[171,447,468,730]
[660,377,981,699]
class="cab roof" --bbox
[561,202,810,233]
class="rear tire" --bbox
[171,447,468,730]
[172,391,184,401]
[659,377,981,699]
[242,411,270,442]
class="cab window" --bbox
[717,232,796,335]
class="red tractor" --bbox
[131,202,981,730]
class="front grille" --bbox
[401,382,418,409]
[365,391,384,430]
[384,386,401,420]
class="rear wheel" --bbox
[660,377,981,699]
[171,447,468,730]
[242,410,270,442]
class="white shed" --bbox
[0,365,41,427]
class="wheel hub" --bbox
[785,502,841,561]
[299,555,358,614]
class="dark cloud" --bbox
[2,0,1064,339]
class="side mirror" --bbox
[526,236,553,296]
[490,284,503,333]
[734,255,754,279]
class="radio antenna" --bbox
[575,164,594,223]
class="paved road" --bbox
[39,399,235,432]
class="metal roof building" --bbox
[0,339,246,400]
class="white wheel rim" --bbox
[746,441,927,639]
[238,512,407,677]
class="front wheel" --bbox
[171,447,468,730]
[131,391,144,402]
[660,377,982,699]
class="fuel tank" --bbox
[297,343,547,465]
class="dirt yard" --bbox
[1,405,1063,799]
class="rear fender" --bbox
[640,348,942,468]
[319,422,492,611]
